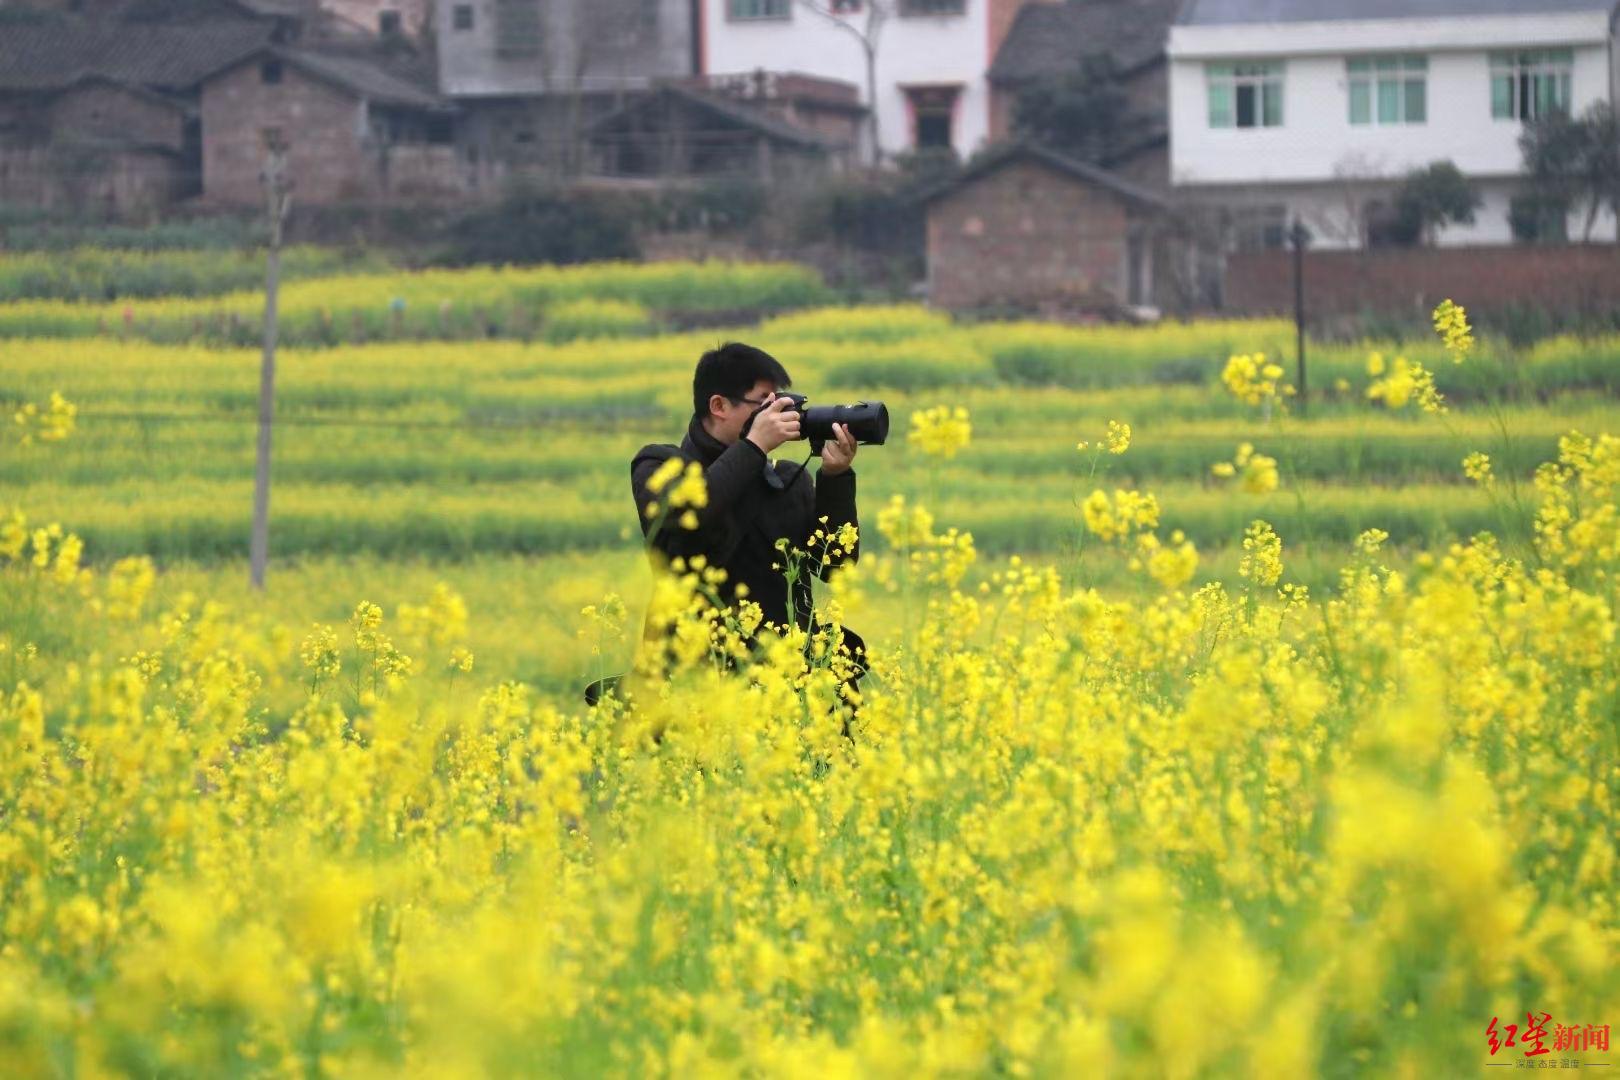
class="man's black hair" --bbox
[693,342,791,418]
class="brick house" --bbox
[0,2,453,211]
[198,45,456,204]
[923,141,1169,313]
[0,17,272,212]
[584,79,860,182]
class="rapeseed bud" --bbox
[1433,298,1474,361]
[1222,353,1289,407]
[299,624,341,680]
[1211,442,1280,494]
[10,391,76,445]
[1138,530,1199,590]
[1463,451,1494,486]
[1239,520,1284,586]
[1082,488,1159,543]
[1367,354,1445,414]
[908,405,972,459]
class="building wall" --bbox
[437,0,694,97]
[322,0,434,37]
[201,58,369,204]
[702,0,1027,160]
[1226,243,1620,320]
[927,157,1133,309]
[0,144,184,214]
[1168,11,1612,187]
[48,84,186,149]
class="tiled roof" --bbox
[920,141,1170,211]
[590,85,847,151]
[0,20,274,92]
[990,0,1179,84]
[265,47,447,110]
[1177,0,1615,25]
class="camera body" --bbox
[776,393,890,456]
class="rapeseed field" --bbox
[1,261,1616,1076]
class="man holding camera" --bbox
[628,341,865,694]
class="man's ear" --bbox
[708,393,730,419]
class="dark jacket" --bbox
[630,414,860,634]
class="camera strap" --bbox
[763,450,815,494]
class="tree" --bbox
[1391,161,1480,246]
[1520,102,1620,242]
[1011,54,1135,164]
[796,0,890,164]
[560,0,664,175]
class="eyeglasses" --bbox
[731,394,772,408]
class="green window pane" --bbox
[1375,56,1397,73]
[1404,55,1427,71]
[1405,79,1426,123]
[1348,59,1371,74]
[1377,78,1400,123]
[1491,75,1512,118]
[1209,83,1233,127]
[1349,81,1370,124]
[1207,62,1233,78]
[1263,83,1283,126]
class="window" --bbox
[1207,61,1283,128]
[904,85,960,149]
[1348,55,1426,125]
[452,4,474,30]
[901,0,966,13]
[1491,49,1573,120]
[379,9,401,34]
[1228,204,1288,251]
[729,0,789,18]
[830,0,862,10]
[494,0,541,57]
[260,59,283,84]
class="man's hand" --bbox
[745,394,801,454]
[820,422,857,476]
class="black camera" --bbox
[776,393,889,455]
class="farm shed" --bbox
[923,142,1170,315]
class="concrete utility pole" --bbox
[1289,218,1309,417]
[251,131,293,591]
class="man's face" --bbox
[706,377,779,446]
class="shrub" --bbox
[435,181,639,267]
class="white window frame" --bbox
[1206,61,1284,129]
[1348,54,1426,125]
[1491,49,1573,121]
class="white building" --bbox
[1167,0,1619,248]
[699,0,1027,160]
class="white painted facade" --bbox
[700,1,995,160]
[1167,9,1619,246]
